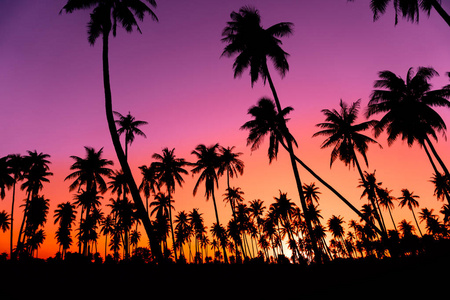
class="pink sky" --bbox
[1,0,450,258]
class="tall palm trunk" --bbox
[101,28,162,262]
[167,190,177,261]
[211,189,228,263]
[10,181,16,258]
[264,63,321,263]
[411,208,423,237]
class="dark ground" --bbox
[1,254,448,299]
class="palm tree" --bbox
[430,172,450,202]
[174,210,191,259]
[6,154,24,257]
[151,147,188,261]
[54,202,77,258]
[327,215,348,257]
[188,208,205,262]
[0,156,13,201]
[366,0,450,27]
[357,171,386,235]
[313,99,385,237]
[114,111,148,159]
[303,183,321,205]
[191,143,228,263]
[367,67,450,203]
[66,147,112,255]
[138,164,158,215]
[218,146,244,192]
[61,0,162,261]
[100,214,115,259]
[313,99,380,170]
[398,189,423,236]
[377,187,398,231]
[222,7,322,262]
[398,219,416,238]
[23,195,50,256]
[16,151,52,256]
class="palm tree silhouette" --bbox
[151,147,188,261]
[16,151,52,257]
[303,183,321,205]
[313,99,385,237]
[191,144,228,263]
[54,202,77,258]
[61,0,162,261]
[366,0,450,27]
[100,214,115,259]
[367,67,450,204]
[218,146,244,193]
[5,154,24,257]
[398,189,423,236]
[430,172,450,202]
[327,215,348,257]
[138,164,158,216]
[0,156,14,257]
[149,192,173,255]
[66,146,112,254]
[114,111,148,159]
[377,187,398,231]
[174,210,191,259]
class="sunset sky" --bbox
[1,0,450,259]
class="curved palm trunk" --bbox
[211,189,228,263]
[101,29,162,262]
[263,64,321,264]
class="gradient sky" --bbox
[1,0,450,258]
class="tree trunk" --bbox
[431,0,450,27]
[263,63,321,264]
[211,189,228,263]
[411,209,423,237]
[168,190,177,261]
[101,29,162,262]
[10,182,16,258]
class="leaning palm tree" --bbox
[191,143,228,263]
[365,0,450,27]
[398,189,423,236]
[61,0,162,261]
[367,67,450,204]
[151,147,188,261]
[6,154,24,257]
[114,111,148,159]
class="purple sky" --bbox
[1,0,450,257]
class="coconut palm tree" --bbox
[327,215,348,257]
[218,146,244,192]
[23,195,49,256]
[0,156,13,201]
[16,151,52,257]
[365,0,450,27]
[54,202,77,258]
[6,154,24,257]
[191,143,228,262]
[377,187,398,231]
[313,99,380,170]
[430,172,450,202]
[313,99,385,236]
[114,111,148,159]
[138,164,158,215]
[174,210,191,259]
[303,183,321,205]
[222,7,321,262]
[100,214,115,259]
[151,147,188,261]
[357,171,386,235]
[61,0,161,261]
[398,189,423,236]
[367,67,450,204]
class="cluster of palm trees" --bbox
[2,0,450,263]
